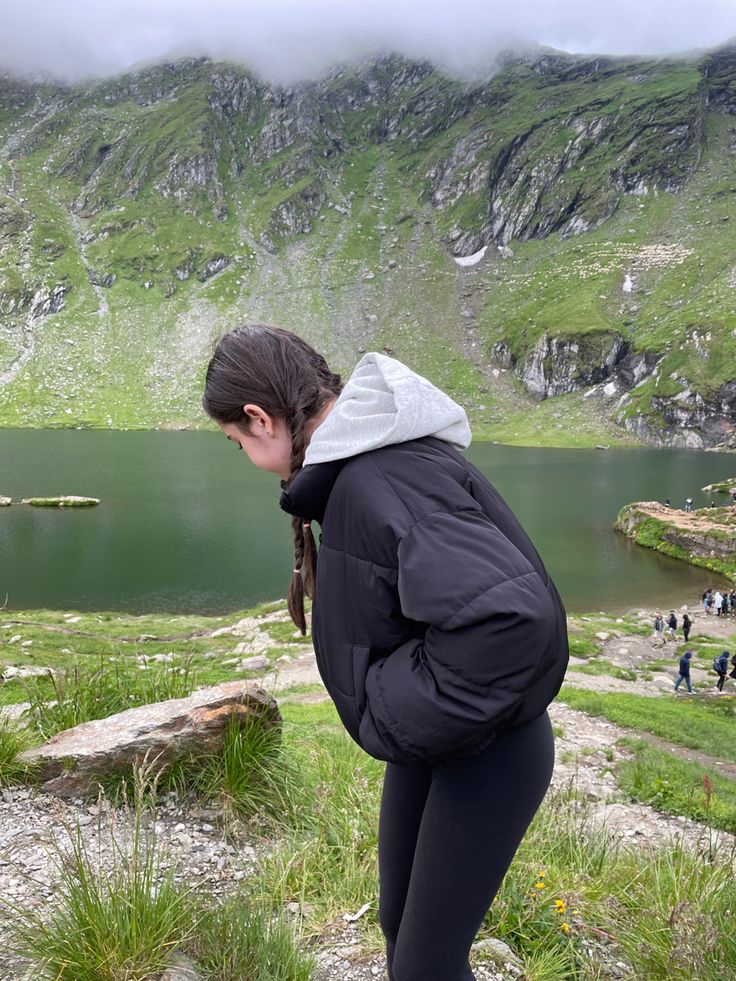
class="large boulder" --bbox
[17,681,280,798]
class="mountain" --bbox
[0,44,735,447]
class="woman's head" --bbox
[203,324,343,633]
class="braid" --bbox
[287,413,311,634]
[202,324,342,635]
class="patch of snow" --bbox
[454,246,487,267]
[623,273,634,293]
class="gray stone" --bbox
[17,681,280,798]
[237,655,269,671]
[160,950,204,981]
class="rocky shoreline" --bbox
[614,499,736,581]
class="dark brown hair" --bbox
[202,325,342,633]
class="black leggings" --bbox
[378,711,555,981]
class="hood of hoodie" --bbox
[303,352,471,466]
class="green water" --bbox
[1,431,733,614]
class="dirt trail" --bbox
[634,500,736,533]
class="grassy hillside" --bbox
[0,46,734,446]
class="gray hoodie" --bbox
[303,352,471,466]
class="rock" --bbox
[515,331,629,400]
[20,496,100,507]
[17,681,280,798]
[0,496,11,506]
[87,268,116,288]
[232,630,272,655]
[2,665,58,681]
[472,936,523,969]
[160,950,205,981]
[236,655,269,671]
[0,701,32,722]
[595,632,610,641]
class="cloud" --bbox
[1,0,734,82]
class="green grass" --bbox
[617,737,736,833]
[568,659,638,681]
[560,687,736,760]
[0,713,39,786]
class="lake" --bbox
[1,430,734,615]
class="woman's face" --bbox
[219,408,293,480]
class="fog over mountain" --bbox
[1,0,735,81]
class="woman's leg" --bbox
[390,711,555,981]
[378,761,432,980]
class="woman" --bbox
[203,325,569,981]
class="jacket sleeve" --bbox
[358,506,559,763]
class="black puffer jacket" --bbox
[281,436,569,766]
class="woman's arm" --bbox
[358,507,562,763]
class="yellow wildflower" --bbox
[535,881,545,890]
[561,922,570,934]
[538,870,546,877]
[554,899,566,914]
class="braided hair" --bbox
[202,325,342,633]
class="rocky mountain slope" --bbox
[0,44,735,446]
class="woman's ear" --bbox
[243,403,273,436]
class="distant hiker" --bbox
[674,652,693,693]
[682,612,692,643]
[702,588,712,613]
[714,650,729,692]
[730,589,736,615]
[664,497,671,508]
[730,653,736,681]
[652,613,665,645]
[724,593,731,617]
[666,611,677,640]
[715,590,724,617]
[685,497,693,512]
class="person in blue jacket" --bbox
[674,651,693,693]
[716,650,729,692]
[203,325,569,981]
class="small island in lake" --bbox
[21,496,101,508]
[615,500,736,581]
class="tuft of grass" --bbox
[0,714,41,787]
[187,894,315,981]
[144,710,301,826]
[0,755,197,980]
[617,738,736,833]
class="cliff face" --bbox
[0,45,734,442]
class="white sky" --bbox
[1,0,735,82]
